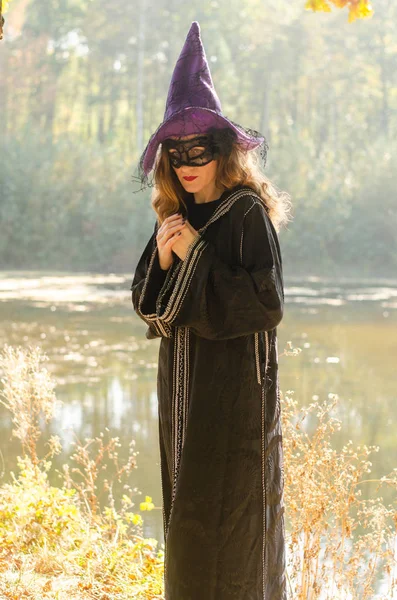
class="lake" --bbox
[0,271,396,548]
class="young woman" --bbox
[131,21,291,600]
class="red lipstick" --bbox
[183,176,198,181]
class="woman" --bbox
[131,21,291,600]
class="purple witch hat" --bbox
[134,21,268,190]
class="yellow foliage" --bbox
[125,512,144,526]
[347,0,374,22]
[0,345,164,599]
[0,456,164,598]
[305,0,332,11]
[140,495,155,511]
[305,0,374,20]
[2,0,12,15]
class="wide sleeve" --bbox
[155,200,284,340]
[130,221,173,339]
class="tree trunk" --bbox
[136,0,146,153]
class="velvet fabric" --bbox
[131,184,287,599]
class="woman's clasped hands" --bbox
[156,213,200,270]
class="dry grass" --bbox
[281,386,397,599]
[0,343,396,599]
[0,345,164,599]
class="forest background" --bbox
[0,0,396,277]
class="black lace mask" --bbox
[162,128,237,169]
[162,135,217,168]
[131,122,268,192]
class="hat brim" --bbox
[141,107,265,176]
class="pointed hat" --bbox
[136,21,268,186]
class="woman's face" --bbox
[166,133,218,194]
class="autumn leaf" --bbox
[140,495,155,511]
[348,0,374,22]
[331,0,350,7]
[306,0,374,19]
[305,0,332,12]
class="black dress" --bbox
[131,184,287,600]
[184,189,227,228]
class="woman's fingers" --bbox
[157,218,186,270]
[165,230,182,247]
[162,227,185,247]
[157,221,185,238]
[159,214,185,233]
[160,214,183,228]
[157,220,186,245]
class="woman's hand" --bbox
[156,214,199,269]
[170,219,199,261]
[157,214,186,270]
[168,220,200,260]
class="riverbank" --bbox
[0,345,395,599]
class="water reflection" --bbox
[0,272,396,547]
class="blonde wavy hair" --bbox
[150,136,292,233]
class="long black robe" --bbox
[131,184,287,600]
